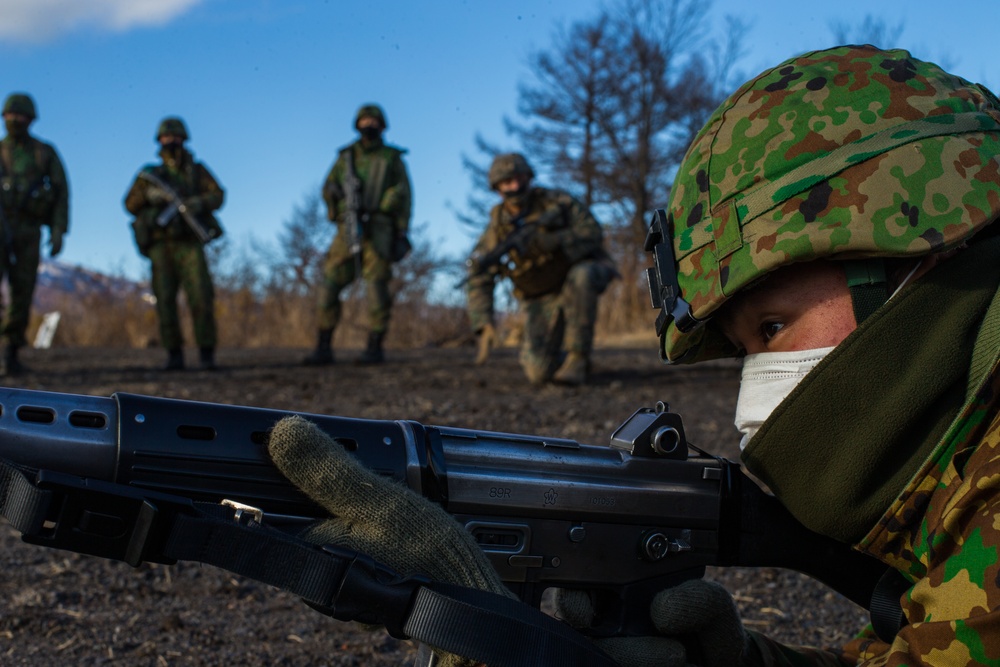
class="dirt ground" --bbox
[0,344,870,665]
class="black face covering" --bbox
[161,140,185,161]
[359,126,382,141]
[501,186,530,210]
[4,118,29,140]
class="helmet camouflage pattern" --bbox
[3,93,36,119]
[355,104,387,130]
[156,117,189,141]
[488,153,535,190]
[656,44,1000,363]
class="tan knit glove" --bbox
[268,415,513,665]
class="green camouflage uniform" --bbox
[0,122,68,348]
[318,138,411,334]
[466,186,616,383]
[124,146,224,351]
[650,45,1000,665]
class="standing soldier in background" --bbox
[0,93,69,376]
[124,117,224,371]
[303,104,412,366]
[466,153,617,386]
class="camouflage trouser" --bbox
[317,224,394,334]
[520,260,615,383]
[147,241,216,350]
[0,223,41,348]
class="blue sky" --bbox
[2,0,997,282]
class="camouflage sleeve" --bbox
[555,193,604,263]
[44,143,69,236]
[124,170,149,215]
[322,155,345,222]
[839,409,1000,665]
[465,217,501,332]
[194,163,224,212]
[378,151,412,234]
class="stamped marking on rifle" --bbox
[543,488,558,505]
[489,487,512,499]
[590,496,616,507]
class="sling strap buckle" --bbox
[23,468,195,567]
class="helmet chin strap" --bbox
[844,259,890,325]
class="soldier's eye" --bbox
[760,321,784,342]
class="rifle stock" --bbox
[0,387,884,638]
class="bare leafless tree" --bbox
[829,15,905,48]
[267,190,333,298]
[460,0,747,326]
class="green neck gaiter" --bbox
[742,236,1000,544]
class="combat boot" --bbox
[199,346,217,371]
[553,351,589,386]
[356,331,385,365]
[164,348,185,371]
[3,345,24,376]
[303,329,335,366]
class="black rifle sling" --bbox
[869,567,909,643]
[0,459,615,667]
[0,458,52,534]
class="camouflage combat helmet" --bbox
[488,153,535,190]
[156,117,189,141]
[355,104,387,130]
[3,93,36,119]
[648,45,1000,364]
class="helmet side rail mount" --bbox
[645,209,701,336]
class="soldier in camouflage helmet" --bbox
[613,45,1000,666]
[170,47,1000,667]
[124,117,225,371]
[466,153,617,386]
[304,103,412,366]
[0,92,69,376]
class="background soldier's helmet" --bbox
[156,117,189,142]
[355,104,387,130]
[488,153,535,190]
[657,44,1000,364]
[3,93,36,119]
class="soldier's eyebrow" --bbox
[713,274,773,342]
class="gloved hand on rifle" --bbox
[268,415,514,667]
[526,229,563,255]
[391,231,412,262]
[554,581,759,667]
[145,187,169,206]
[181,196,203,215]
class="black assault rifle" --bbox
[137,170,213,244]
[341,149,366,275]
[459,208,564,287]
[0,165,16,268]
[0,387,888,665]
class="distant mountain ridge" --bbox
[33,260,151,310]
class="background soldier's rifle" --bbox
[0,196,14,269]
[137,170,213,244]
[0,164,16,268]
[341,149,366,277]
[459,207,563,287]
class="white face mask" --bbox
[734,346,835,450]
